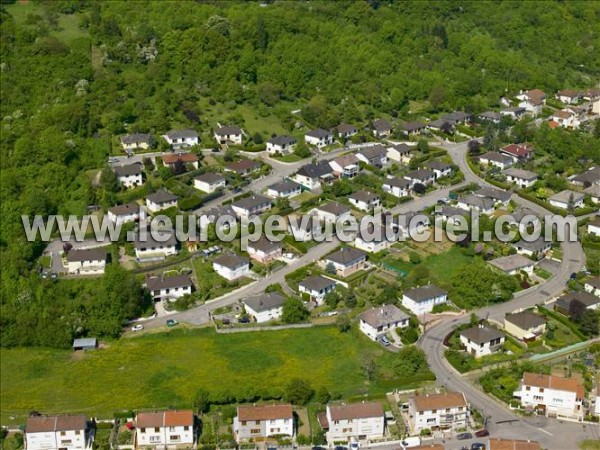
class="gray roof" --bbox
[336,123,357,134]
[146,274,192,291]
[248,237,282,253]
[428,118,452,129]
[404,169,434,182]
[473,186,512,203]
[427,161,452,171]
[383,176,411,189]
[555,291,600,311]
[108,202,140,216]
[147,191,178,204]
[267,179,302,194]
[121,133,151,145]
[359,304,409,328]
[549,190,585,204]
[306,128,333,139]
[372,118,391,131]
[296,161,333,179]
[215,125,243,136]
[359,144,388,160]
[213,254,249,270]
[73,338,97,348]
[165,129,198,139]
[243,292,286,313]
[504,311,546,330]
[513,238,552,252]
[195,172,225,184]
[510,207,540,223]
[585,276,600,289]
[460,326,504,345]
[268,135,296,146]
[317,201,350,217]
[584,185,600,197]
[438,206,469,217]
[503,168,538,181]
[299,275,336,291]
[390,143,412,154]
[488,254,534,273]
[114,163,142,176]
[442,111,472,123]
[479,151,513,165]
[478,111,502,121]
[66,248,107,262]
[459,194,495,210]
[349,190,379,203]
[572,167,600,185]
[399,121,425,132]
[404,284,447,303]
[232,194,272,211]
[325,247,367,266]
[134,230,177,249]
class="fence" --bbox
[215,323,313,333]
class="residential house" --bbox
[162,152,199,170]
[402,285,448,316]
[382,176,411,198]
[233,404,294,443]
[583,88,600,102]
[242,292,287,323]
[348,191,380,212]
[120,133,151,152]
[287,214,321,242]
[403,169,435,187]
[478,151,514,170]
[354,224,396,253]
[305,128,334,147]
[427,161,453,179]
[407,392,468,433]
[442,111,472,125]
[224,160,261,177]
[456,194,495,215]
[329,154,360,178]
[336,123,358,139]
[214,126,243,145]
[488,439,541,450]
[437,206,469,225]
[146,274,193,301]
[213,254,251,281]
[504,168,539,188]
[587,217,600,237]
[500,143,534,162]
[459,325,505,358]
[513,372,584,420]
[66,248,107,275]
[293,161,335,190]
[372,118,392,138]
[556,89,582,105]
[550,109,579,129]
[584,276,600,297]
[26,414,92,450]
[356,145,388,167]
[321,247,367,277]
[231,194,272,218]
[500,106,527,120]
[298,275,337,304]
[584,185,600,203]
[517,89,546,116]
[266,136,297,154]
[246,237,283,263]
[134,231,178,262]
[512,238,552,259]
[114,163,143,188]
[571,167,600,187]
[194,173,226,193]
[107,202,143,225]
[266,180,302,198]
[323,402,385,444]
[146,191,178,213]
[488,254,535,276]
[398,121,426,136]
[394,211,430,239]
[386,143,413,164]
[506,207,541,233]
[163,129,199,150]
[136,410,195,449]
[358,304,409,341]
[478,111,502,124]
[315,202,352,223]
[427,118,453,132]
[548,190,585,209]
[504,310,547,341]
[473,186,512,208]
[596,383,600,417]
[554,291,600,317]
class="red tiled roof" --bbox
[522,372,584,398]
[237,404,293,421]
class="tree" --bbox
[315,386,331,404]
[336,314,351,333]
[284,378,313,405]
[417,138,429,153]
[440,121,453,135]
[468,139,481,155]
[574,309,599,337]
[413,183,426,195]
[362,357,378,381]
[276,196,291,212]
[325,262,336,274]
[281,297,309,324]
[252,132,263,145]
[171,158,186,175]
[294,143,311,158]
[345,289,357,308]
[142,157,154,171]
[324,290,340,309]
[100,165,118,192]
[193,388,211,413]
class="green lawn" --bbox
[0,327,431,424]
[192,259,252,301]
[420,246,472,285]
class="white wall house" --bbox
[194,173,226,193]
[146,191,178,213]
[587,218,600,237]
[114,164,143,188]
[517,89,546,116]
[26,415,92,450]
[213,254,250,281]
[136,410,195,449]
[402,285,448,316]
[403,169,435,187]
[349,191,380,212]
[504,310,547,341]
[329,154,360,179]
[107,202,144,225]
[120,133,151,152]
[288,214,321,242]
[407,392,469,434]
[358,305,409,341]
[298,275,337,305]
[242,292,286,323]
[292,161,334,190]
[233,404,294,443]
[548,190,585,209]
[584,277,600,297]
[386,144,412,164]
[266,180,302,198]
[382,177,411,198]
[354,225,396,254]
[479,152,514,170]
[314,202,352,223]
[231,195,272,218]
[146,274,193,301]
[324,403,385,444]
[504,168,539,188]
[513,373,585,421]
[356,145,388,167]
[246,238,283,263]
[66,248,108,275]
[134,232,178,262]
[305,129,333,147]
[163,129,199,150]
[214,126,243,145]
[459,325,505,358]
[266,136,297,154]
[321,247,367,278]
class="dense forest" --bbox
[1,0,600,348]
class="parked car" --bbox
[380,335,391,346]
[457,432,473,440]
[166,319,179,327]
[471,443,486,450]
[131,324,144,332]
[349,443,359,450]
[437,198,448,205]
[238,316,251,324]
[334,446,347,450]
[475,429,489,437]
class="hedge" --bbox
[537,306,586,340]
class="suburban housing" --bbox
[322,402,385,444]
[459,325,506,358]
[135,410,195,449]
[242,292,287,323]
[26,415,92,450]
[402,285,448,315]
[66,248,108,275]
[407,392,469,433]
[233,404,294,442]
[358,304,410,341]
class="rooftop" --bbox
[488,254,534,273]
[409,392,467,412]
[488,439,541,450]
[165,129,198,139]
[359,304,409,329]
[306,128,332,139]
[108,202,140,216]
[404,284,447,303]
[504,168,538,181]
[548,189,585,204]
[27,415,87,433]
[66,248,108,262]
[215,125,243,136]
[195,172,226,184]
[328,402,384,421]
[460,326,504,345]
[325,247,367,265]
[237,404,293,421]
[317,201,350,217]
[504,310,546,330]
[213,254,249,270]
[522,372,584,398]
[268,135,296,146]
[232,194,272,211]
[146,191,178,204]
[243,292,286,313]
[163,152,199,165]
[225,159,261,173]
[146,274,193,291]
[299,275,336,291]
[114,163,142,177]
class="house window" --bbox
[169,435,180,441]
[140,428,146,433]
[154,427,160,433]
[169,427,175,432]
[539,388,544,393]
[427,418,436,423]
[60,432,66,436]
[184,426,189,431]
[534,395,543,401]
[250,429,260,434]
[150,436,161,443]
[525,386,531,391]
[431,409,437,414]
[241,421,247,426]
[75,431,81,436]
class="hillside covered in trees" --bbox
[1,0,600,348]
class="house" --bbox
[394,211,430,238]
[513,372,584,420]
[554,291,600,317]
[329,154,360,178]
[584,276,600,297]
[473,186,512,207]
[427,161,453,179]
[488,254,535,276]
[382,176,411,198]
[231,194,272,217]
[442,111,472,125]
[504,310,547,341]
[134,231,178,262]
[233,404,294,443]
[354,224,396,253]
[247,237,282,263]
[214,126,243,145]
[402,284,448,315]
[517,89,546,116]
[584,184,600,203]
[386,143,413,164]
[548,190,585,209]
[507,207,541,233]
[162,152,199,170]
[66,248,107,275]
[336,123,358,139]
[107,202,143,225]
[459,325,505,358]
[550,109,579,128]
[114,163,143,188]
[136,410,195,449]
[348,190,380,212]
[399,121,426,136]
[403,169,435,187]
[26,414,92,450]
[500,106,527,120]
[504,168,538,188]
[479,151,514,170]
[587,217,600,237]
[478,111,502,124]
[488,439,541,450]
[305,128,334,147]
[427,118,453,132]
[146,274,193,301]
[456,194,495,215]
[266,180,302,198]
[372,118,392,138]
[224,160,261,177]
[298,275,337,304]
[356,145,388,167]
[293,161,335,190]
[194,173,226,193]
[315,202,352,223]
[72,338,97,351]
[512,238,552,258]
[288,214,321,242]
[437,206,469,225]
[407,392,468,433]
[146,191,178,213]
[556,89,582,105]
[500,143,534,162]
[213,254,250,281]
[571,167,600,187]
[120,133,151,151]
[321,247,367,277]
[323,402,385,444]
[358,304,410,341]
[596,383,600,417]
[266,136,297,154]
[163,129,199,150]
[583,88,600,101]
[242,292,287,323]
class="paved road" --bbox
[417,140,590,449]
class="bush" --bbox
[178,195,204,211]
[297,434,312,445]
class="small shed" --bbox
[72,338,98,351]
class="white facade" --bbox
[588,221,600,237]
[584,279,600,297]
[408,393,468,433]
[107,204,144,226]
[266,185,302,199]
[354,236,393,254]
[135,240,178,261]
[233,405,294,442]
[243,303,283,323]
[118,173,143,189]
[266,139,296,154]
[402,288,448,316]
[298,276,337,304]
[349,195,380,212]
[163,132,199,149]
[213,261,250,281]
[214,131,243,145]
[66,258,106,275]
[305,132,333,148]
[459,329,505,358]
[136,411,195,449]
[325,404,385,444]
[382,177,411,198]
[358,306,409,341]
[26,416,90,450]
[146,198,178,213]
[194,176,226,193]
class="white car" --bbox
[131,324,144,332]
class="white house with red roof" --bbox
[136,410,195,448]
[500,143,534,162]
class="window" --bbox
[250,429,260,434]
[241,421,246,426]
[525,386,531,391]
[154,427,160,433]
[169,427,175,432]
[427,418,436,424]
[184,426,189,431]
[539,388,544,393]
[60,432,66,436]
[75,431,80,436]
[140,428,146,433]
[553,398,563,404]
[150,436,161,443]
[431,409,437,414]
[445,409,450,413]
[533,395,543,401]
[169,435,180,441]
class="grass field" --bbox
[421,245,472,285]
[0,327,429,424]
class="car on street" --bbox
[349,443,359,450]
[437,198,448,205]
[166,319,179,327]
[475,429,489,437]
[457,432,473,440]
[131,324,144,332]
[471,443,485,450]
[334,446,347,450]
